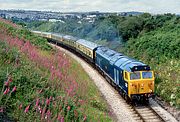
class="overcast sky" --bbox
[0,0,180,14]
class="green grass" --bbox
[0,19,113,121]
[69,59,112,121]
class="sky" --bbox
[0,0,180,14]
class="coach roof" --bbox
[63,35,77,41]
[77,39,100,50]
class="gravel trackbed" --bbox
[50,44,178,122]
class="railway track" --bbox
[49,43,178,122]
[133,105,165,122]
[123,97,178,122]
[116,98,166,122]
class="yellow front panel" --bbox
[125,71,154,98]
[128,80,154,96]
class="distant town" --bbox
[0,9,142,23]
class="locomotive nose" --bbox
[137,81,154,94]
[138,83,144,93]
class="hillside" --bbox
[24,13,180,109]
[118,17,180,108]
[0,18,112,121]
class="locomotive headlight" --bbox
[141,84,144,87]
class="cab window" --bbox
[142,71,153,79]
[130,72,140,80]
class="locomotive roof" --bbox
[77,39,100,50]
[96,46,150,72]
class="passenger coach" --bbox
[76,39,99,62]
[31,31,155,101]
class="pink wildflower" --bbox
[78,99,85,105]
[12,86,16,92]
[61,117,64,122]
[9,77,13,82]
[46,110,51,119]
[35,98,40,107]
[0,107,3,113]
[46,98,50,105]
[3,88,10,95]
[38,106,42,113]
[19,104,23,109]
[49,96,52,100]
[46,96,52,105]
[57,114,61,121]
[74,110,78,117]
[24,105,30,113]
[67,106,71,111]
[83,115,87,121]
[4,81,9,86]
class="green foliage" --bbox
[0,41,45,115]
[26,16,120,43]
[25,13,177,45]
[1,22,52,51]
[124,17,180,60]
[17,29,52,51]
[87,19,119,41]
[117,16,144,40]
[118,17,180,108]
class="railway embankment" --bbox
[0,18,112,121]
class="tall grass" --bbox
[0,18,112,121]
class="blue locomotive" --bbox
[32,31,155,101]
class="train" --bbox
[32,31,155,102]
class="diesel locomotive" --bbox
[32,31,155,101]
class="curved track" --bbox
[49,42,177,122]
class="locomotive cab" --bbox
[124,70,155,101]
